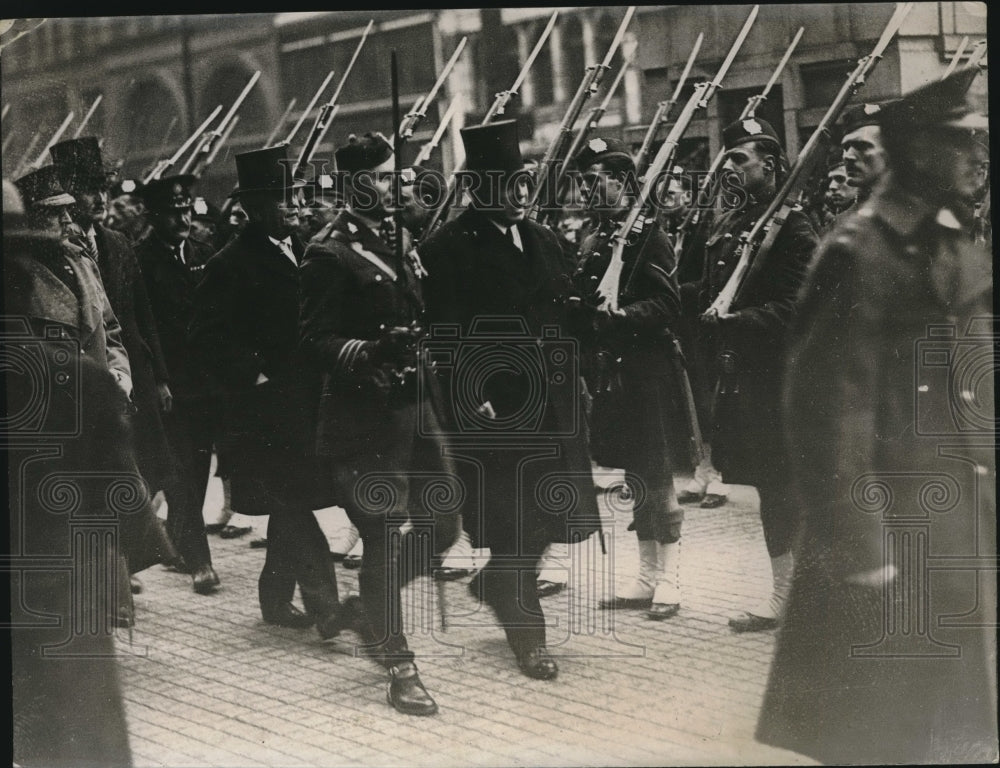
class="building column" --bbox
[515,23,535,108]
[550,18,565,104]
[623,32,641,126]
[581,12,596,66]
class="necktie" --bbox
[276,238,296,265]
[508,225,522,253]
[87,228,99,258]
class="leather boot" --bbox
[599,538,658,609]
[729,551,794,632]
[387,661,438,716]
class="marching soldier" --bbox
[839,102,892,208]
[680,117,817,632]
[300,132,460,716]
[189,145,343,632]
[419,120,602,680]
[135,174,220,594]
[758,68,996,765]
[570,136,686,620]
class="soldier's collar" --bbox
[338,208,380,240]
[861,182,940,238]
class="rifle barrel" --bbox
[285,71,335,146]
[12,131,42,179]
[73,94,103,139]
[943,35,971,79]
[145,105,223,183]
[31,111,76,171]
[265,98,298,148]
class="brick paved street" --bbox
[116,468,815,767]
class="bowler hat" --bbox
[723,117,783,152]
[139,175,196,212]
[461,120,524,175]
[573,135,634,172]
[14,165,76,209]
[50,136,112,193]
[334,133,394,175]
[234,144,305,197]
[879,67,988,132]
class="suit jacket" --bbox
[5,235,132,388]
[189,224,325,514]
[135,232,215,401]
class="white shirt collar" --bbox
[268,235,297,265]
[489,218,523,251]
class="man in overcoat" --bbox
[189,144,341,631]
[419,120,602,681]
[680,118,817,631]
[135,174,219,594]
[756,68,997,764]
[300,132,461,716]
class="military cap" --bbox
[840,102,891,134]
[461,119,523,175]
[109,177,140,198]
[14,165,76,209]
[50,136,112,193]
[879,67,988,132]
[192,196,221,223]
[235,144,305,198]
[722,117,783,152]
[401,165,445,202]
[572,135,634,172]
[139,174,196,212]
[334,132,394,175]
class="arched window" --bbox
[123,79,180,160]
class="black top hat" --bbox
[879,68,988,132]
[572,135,634,172]
[14,165,76,209]
[234,144,305,198]
[461,119,524,175]
[140,174,196,212]
[334,133,394,175]
[50,136,112,193]
[723,117,783,152]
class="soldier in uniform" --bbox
[570,136,686,620]
[135,175,220,594]
[300,132,460,716]
[839,102,892,209]
[757,68,996,765]
[680,117,817,632]
[419,120,602,680]
[189,145,342,632]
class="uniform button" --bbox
[375,274,383,282]
[717,260,726,267]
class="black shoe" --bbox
[700,493,727,509]
[329,551,348,562]
[646,602,680,621]
[387,662,438,716]
[219,524,252,539]
[316,596,366,641]
[164,555,191,574]
[204,523,227,534]
[598,596,652,610]
[342,554,362,570]
[192,565,220,594]
[130,575,143,594]
[677,489,704,504]
[262,602,314,629]
[516,646,558,680]
[536,580,565,599]
[249,537,268,549]
[433,566,471,582]
[728,612,779,633]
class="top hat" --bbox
[879,67,988,133]
[139,174,196,212]
[50,136,112,193]
[14,165,76,209]
[722,117,783,152]
[460,119,524,175]
[572,135,634,172]
[234,144,305,198]
[334,133,394,175]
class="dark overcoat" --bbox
[756,184,997,764]
[418,207,601,549]
[680,197,817,486]
[188,224,327,515]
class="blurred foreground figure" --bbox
[757,68,997,764]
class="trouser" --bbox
[259,506,340,619]
[161,399,214,569]
[759,478,798,559]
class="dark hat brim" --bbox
[33,192,76,208]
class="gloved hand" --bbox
[372,324,422,369]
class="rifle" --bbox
[526,6,637,222]
[156,115,179,158]
[704,1,915,320]
[413,95,461,166]
[264,98,298,148]
[398,37,467,141]
[419,11,559,240]
[202,115,240,170]
[181,70,260,177]
[1,103,8,123]
[293,20,374,180]
[674,26,803,259]
[634,32,704,179]
[967,40,988,70]
[143,105,223,184]
[556,47,634,197]
[72,94,103,139]
[592,4,760,312]
[27,111,75,172]
[283,71,335,147]
[943,36,971,79]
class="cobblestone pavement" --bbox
[116,468,815,767]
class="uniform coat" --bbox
[756,184,997,764]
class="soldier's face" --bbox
[397,185,431,231]
[910,128,985,205]
[723,145,773,198]
[71,188,108,227]
[581,163,628,220]
[664,178,691,215]
[31,205,74,238]
[152,208,192,246]
[826,166,857,210]
[841,125,887,190]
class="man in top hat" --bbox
[567,135,686,620]
[189,144,343,632]
[51,137,175,537]
[8,165,132,397]
[299,131,461,715]
[419,119,602,681]
[679,116,818,632]
[757,67,996,765]
[839,102,892,207]
[135,173,220,594]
